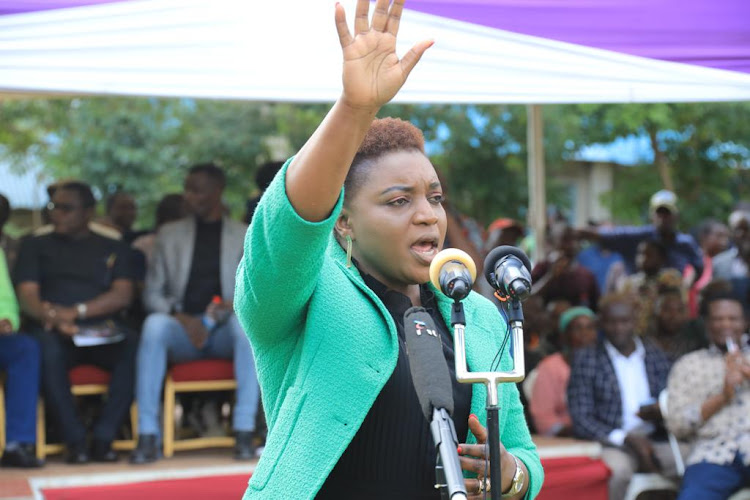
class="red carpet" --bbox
[42,473,250,500]
[42,458,608,500]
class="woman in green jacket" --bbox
[234,1,543,498]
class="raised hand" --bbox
[335,0,432,111]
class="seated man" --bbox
[131,163,259,464]
[14,181,137,464]
[666,283,750,500]
[0,247,42,468]
[568,293,676,500]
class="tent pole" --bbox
[526,104,546,263]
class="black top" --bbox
[182,217,222,314]
[317,271,472,500]
[13,231,135,324]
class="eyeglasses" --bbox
[47,201,81,213]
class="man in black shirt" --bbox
[14,181,137,464]
[131,164,258,464]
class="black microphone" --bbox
[484,245,532,301]
[404,307,454,419]
[429,248,477,302]
[404,307,466,498]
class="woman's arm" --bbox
[0,248,19,332]
[235,0,432,347]
[285,0,432,222]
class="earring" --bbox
[345,235,353,268]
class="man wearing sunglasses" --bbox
[14,181,138,464]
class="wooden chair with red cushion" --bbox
[162,359,236,457]
[37,364,137,459]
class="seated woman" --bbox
[233,1,543,498]
[530,307,597,436]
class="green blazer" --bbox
[0,247,19,331]
[235,161,543,499]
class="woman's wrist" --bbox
[337,94,381,119]
[501,452,518,492]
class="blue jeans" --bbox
[135,312,259,436]
[678,453,750,500]
[0,335,40,444]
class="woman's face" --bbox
[566,315,597,350]
[340,150,447,291]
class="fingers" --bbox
[354,0,370,35]
[385,0,405,36]
[334,3,354,48]
[468,413,488,443]
[459,444,488,458]
[400,39,434,80]
[465,478,492,498]
[460,455,490,477]
[370,0,390,32]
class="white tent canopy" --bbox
[2,0,750,103]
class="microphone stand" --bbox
[451,300,525,500]
[432,407,468,499]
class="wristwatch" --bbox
[76,302,88,320]
[502,455,525,498]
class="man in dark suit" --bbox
[568,293,676,500]
[15,181,137,464]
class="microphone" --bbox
[404,307,466,499]
[404,307,454,419]
[484,245,532,301]
[429,248,477,302]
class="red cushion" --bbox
[69,365,111,386]
[537,457,610,500]
[170,360,234,382]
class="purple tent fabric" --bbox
[407,0,750,74]
[2,0,749,74]
[0,1,125,15]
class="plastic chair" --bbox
[162,359,236,457]
[37,364,137,459]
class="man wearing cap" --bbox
[712,209,750,282]
[579,190,704,281]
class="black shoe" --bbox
[1,444,44,468]
[234,431,256,461]
[91,440,119,463]
[129,434,160,464]
[65,442,90,464]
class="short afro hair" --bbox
[188,163,226,189]
[598,292,637,316]
[344,117,426,204]
[699,279,744,318]
[57,181,96,208]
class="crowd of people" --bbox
[489,190,750,500]
[0,162,281,468]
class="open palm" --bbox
[335,0,432,110]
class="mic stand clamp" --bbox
[432,407,468,500]
[450,300,525,500]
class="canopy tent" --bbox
[1,0,750,103]
[1,0,748,257]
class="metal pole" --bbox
[526,104,546,263]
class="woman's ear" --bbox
[335,212,353,240]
